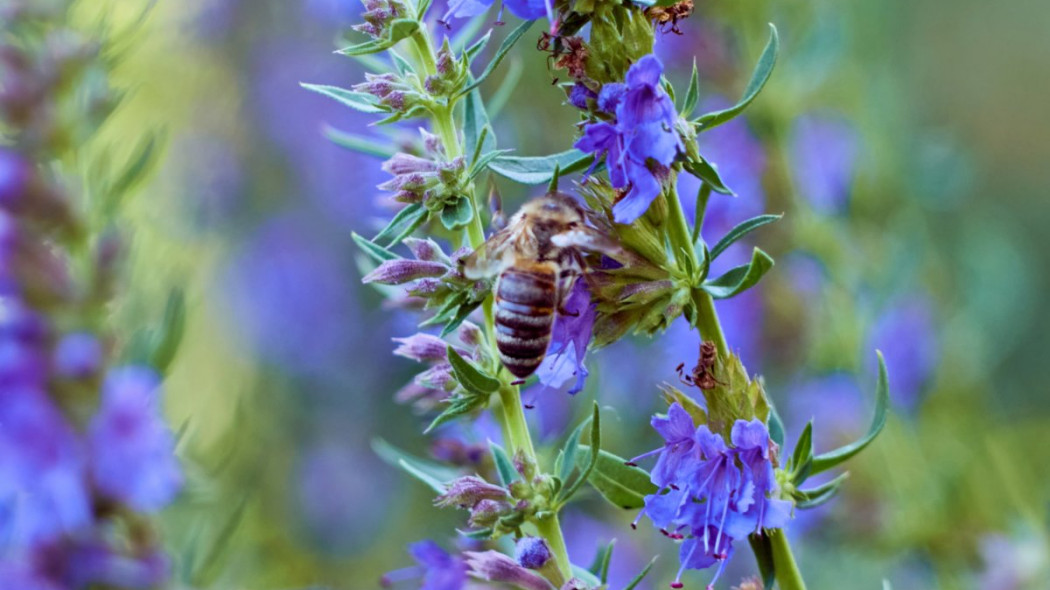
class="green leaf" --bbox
[709,214,782,261]
[560,403,601,503]
[469,149,513,180]
[463,89,496,162]
[622,556,658,590]
[425,393,487,432]
[323,126,397,159]
[570,565,602,588]
[767,403,786,449]
[459,19,535,97]
[681,58,700,117]
[547,163,562,193]
[587,540,615,583]
[438,300,483,338]
[464,30,493,63]
[108,133,161,207]
[439,197,474,230]
[352,231,399,263]
[683,157,734,195]
[150,289,185,374]
[373,203,427,247]
[189,496,250,586]
[576,446,657,510]
[337,19,420,56]
[488,149,592,185]
[695,24,779,130]
[811,352,890,475]
[701,247,775,299]
[489,441,520,485]
[446,345,500,395]
[419,291,468,328]
[748,533,776,589]
[415,0,432,19]
[301,83,384,113]
[794,471,850,509]
[558,413,593,484]
[388,48,414,76]
[372,438,462,494]
[790,420,814,484]
[487,58,523,118]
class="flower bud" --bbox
[514,537,552,570]
[414,362,455,391]
[382,153,438,176]
[434,476,509,509]
[467,498,512,528]
[464,551,552,590]
[568,83,597,110]
[362,259,447,285]
[392,333,449,362]
[403,237,446,263]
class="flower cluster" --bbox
[575,55,683,224]
[633,403,792,588]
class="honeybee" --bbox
[461,192,620,380]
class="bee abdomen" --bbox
[495,268,556,378]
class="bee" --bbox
[461,192,620,380]
[645,0,694,35]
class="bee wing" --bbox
[551,226,625,261]
[460,225,531,279]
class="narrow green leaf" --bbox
[463,89,496,162]
[790,421,814,484]
[695,24,779,130]
[373,203,426,246]
[709,214,782,261]
[489,441,521,485]
[681,58,700,117]
[301,83,384,113]
[446,345,501,395]
[487,58,523,118]
[388,48,414,76]
[337,19,420,56]
[558,415,592,485]
[488,149,592,185]
[748,533,776,589]
[691,182,712,244]
[469,149,514,180]
[439,300,483,337]
[794,471,850,509]
[587,540,615,583]
[811,353,890,475]
[372,438,462,493]
[424,394,486,432]
[150,289,185,373]
[419,291,468,328]
[683,158,734,195]
[439,197,474,230]
[109,133,161,204]
[352,231,399,263]
[459,527,494,540]
[767,403,786,449]
[459,19,535,97]
[622,556,658,590]
[415,0,432,20]
[464,30,493,63]
[560,403,601,503]
[701,247,775,299]
[576,446,657,509]
[323,126,397,159]
[547,163,562,193]
[190,496,250,586]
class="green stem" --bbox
[769,528,807,590]
[408,24,573,583]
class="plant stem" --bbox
[667,177,806,587]
[769,528,808,590]
[409,24,574,583]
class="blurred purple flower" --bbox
[977,528,1049,590]
[781,251,828,299]
[383,540,468,590]
[0,300,48,388]
[52,332,101,379]
[562,512,651,589]
[789,112,859,215]
[783,373,866,454]
[865,293,938,410]
[0,387,91,547]
[88,367,182,512]
[0,148,30,208]
[535,281,596,395]
[575,55,683,224]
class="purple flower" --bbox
[789,112,859,215]
[633,405,791,588]
[865,293,938,410]
[535,280,596,395]
[88,367,182,512]
[0,300,49,388]
[383,540,467,590]
[0,148,31,209]
[568,83,596,110]
[575,55,683,224]
[464,550,551,590]
[0,387,91,547]
[52,332,102,379]
[514,537,552,569]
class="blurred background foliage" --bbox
[78,0,1050,587]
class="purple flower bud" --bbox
[434,476,509,509]
[89,366,183,511]
[382,153,439,176]
[464,551,552,590]
[415,362,455,391]
[392,333,450,362]
[53,332,102,378]
[409,277,443,296]
[436,47,455,76]
[362,259,447,285]
[467,498,511,527]
[457,321,482,348]
[514,537,552,569]
[568,83,596,110]
[382,91,406,111]
[403,237,445,262]
[421,129,445,157]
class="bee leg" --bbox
[557,304,580,317]
[510,378,526,386]
[524,403,535,409]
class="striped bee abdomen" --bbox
[494,265,557,378]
